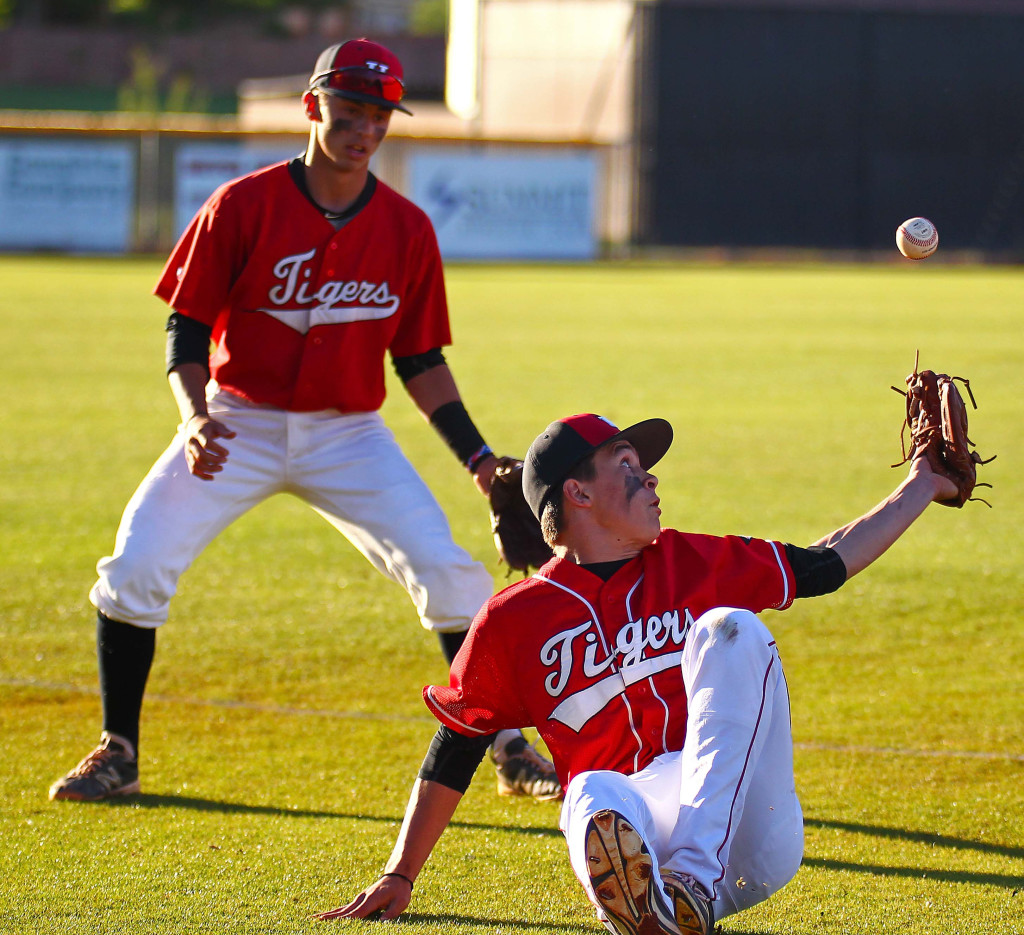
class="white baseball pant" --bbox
[91,387,494,632]
[560,607,804,926]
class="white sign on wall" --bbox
[0,140,135,252]
[409,150,597,259]
[174,144,300,240]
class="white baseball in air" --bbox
[896,217,939,260]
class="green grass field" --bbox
[1,256,1021,934]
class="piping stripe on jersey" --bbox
[621,691,644,774]
[649,676,672,757]
[767,540,790,608]
[622,571,670,763]
[423,685,494,735]
[534,574,615,660]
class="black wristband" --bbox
[382,872,414,889]
[429,401,488,468]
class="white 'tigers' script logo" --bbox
[259,249,400,334]
[542,608,696,732]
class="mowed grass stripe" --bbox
[4,677,1022,764]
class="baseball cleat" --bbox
[48,732,140,801]
[586,810,662,935]
[490,738,563,801]
[585,810,714,935]
[659,870,714,935]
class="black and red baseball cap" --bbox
[308,38,412,115]
[523,414,674,520]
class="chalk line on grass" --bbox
[5,676,1023,762]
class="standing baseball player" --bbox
[319,412,962,933]
[49,38,560,804]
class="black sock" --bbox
[438,629,468,666]
[97,611,155,756]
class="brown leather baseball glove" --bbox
[892,355,995,507]
[488,456,555,574]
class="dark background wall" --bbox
[635,0,1024,254]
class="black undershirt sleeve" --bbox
[418,724,493,794]
[165,312,212,376]
[784,544,848,598]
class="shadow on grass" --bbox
[389,913,586,932]
[805,817,1024,890]
[801,856,1024,889]
[103,797,1024,893]
[116,792,563,837]
[805,816,1024,860]
[339,912,782,935]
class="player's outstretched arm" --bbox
[318,779,463,922]
[811,456,958,579]
[168,363,236,481]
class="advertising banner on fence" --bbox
[0,140,135,252]
[408,149,597,260]
[174,144,299,240]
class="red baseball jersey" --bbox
[424,529,795,787]
[154,162,451,412]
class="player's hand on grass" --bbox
[317,874,413,922]
[183,414,236,481]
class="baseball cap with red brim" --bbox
[523,414,674,521]
[308,38,412,115]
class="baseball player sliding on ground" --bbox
[49,38,559,804]
[320,412,962,934]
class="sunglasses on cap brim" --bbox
[310,67,406,107]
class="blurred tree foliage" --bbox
[5,0,353,31]
[409,0,446,35]
[4,0,450,36]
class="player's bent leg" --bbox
[704,622,803,918]
[565,768,716,935]
[63,397,284,801]
[91,413,281,627]
[300,412,494,632]
[710,781,803,918]
[665,608,802,919]
[564,770,658,934]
